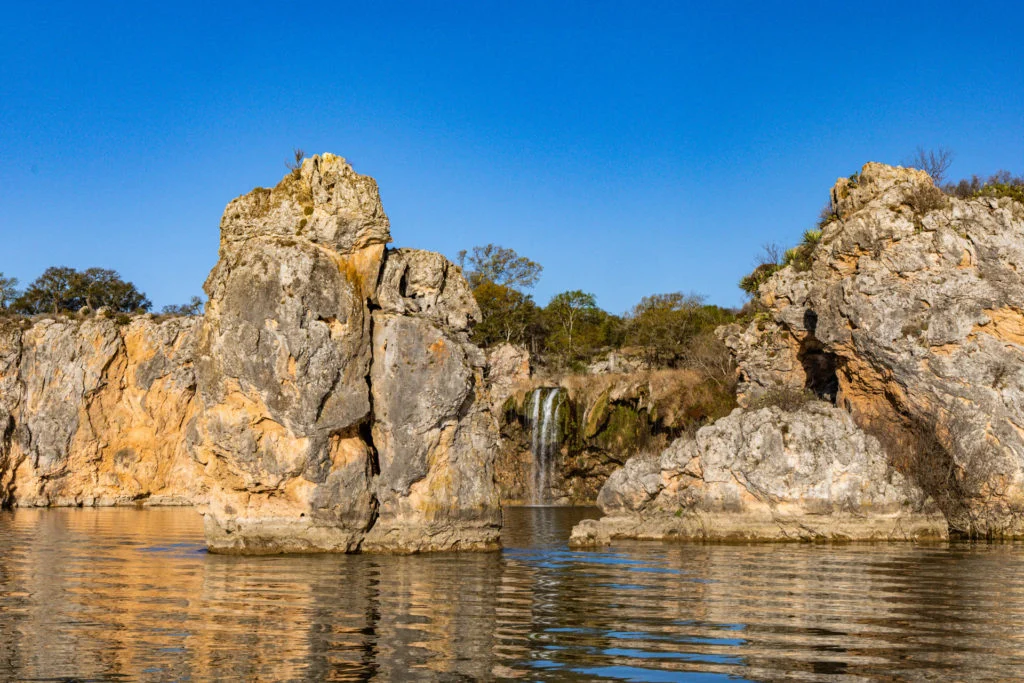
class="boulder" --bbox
[570,402,947,546]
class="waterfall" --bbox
[529,387,563,505]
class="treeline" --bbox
[458,244,737,373]
[0,267,203,317]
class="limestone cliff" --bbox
[0,154,501,554]
[0,316,203,507]
[721,163,1024,537]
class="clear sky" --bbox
[2,1,1022,314]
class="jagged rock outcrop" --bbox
[0,316,204,507]
[0,153,501,555]
[363,249,500,552]
[720,163,1024,537]
[485,343,530,416]
[191,154,389,552]
[570,402,947,545]
[192,154,500,553]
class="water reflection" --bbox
[1,506,1023,680]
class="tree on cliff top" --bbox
[460,244,544,348]
[458,244,543,290]
[626,292,718,368]
[0,273,19,311]
[13,267,151,315]
[161,295,205,317]
[471,281,538,346]
[906,146,954,184]
[545,290,599,363]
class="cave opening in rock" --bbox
[799,310,839,403]
[800,347,839,403]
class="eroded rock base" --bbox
[571,402,948,545]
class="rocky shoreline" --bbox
[569,402,948,546]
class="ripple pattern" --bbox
[1,507,1022,681]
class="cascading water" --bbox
[529,387,563,505]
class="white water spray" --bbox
[530,387,563,505]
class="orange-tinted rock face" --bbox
[0,316,205,507]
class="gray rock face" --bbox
[192,156,387,552]
[193,154,499,553]
[571,403,946,546]
[485,343,531,416]
[721,163,1024,537]
[376,248,479,331]
[366,247,499,551]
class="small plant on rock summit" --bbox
[285,148,305,179]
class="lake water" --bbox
[1,507,1022,681]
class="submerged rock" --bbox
[570,402,947,546]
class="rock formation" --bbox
[574,162,1024,543]
[191,155,500,553]
[362,249,500,552]
[720,163,1024,537]
[570,402,947,545]
[0,154,501,554]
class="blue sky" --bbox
[1,1,1022,313]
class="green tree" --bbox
[161,296,205,317]
[13,267,151,314]
[458,244,544,350]
[14,266,80,314]
[471,281,539,346]
[458,244,543,290]
[76,268,151,312]
[0,273,19,311]
[627,292,708,368]
[544,290,599,363]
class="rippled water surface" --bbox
[2,508,1024,681]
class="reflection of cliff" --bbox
[0,508,504,681]
[0,155,499,554]
[0,508,1020,680]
